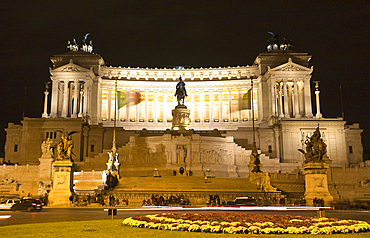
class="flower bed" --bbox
[122,213,370,235]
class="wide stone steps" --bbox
[114,176,259,192]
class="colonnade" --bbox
[44,78,314,122]
[48,79,90,118]
[101,87,256,123]
[270,78,313,119]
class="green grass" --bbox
[0,220,369,238]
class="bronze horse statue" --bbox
[174,76,188,105]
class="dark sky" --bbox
[0,1,369,154]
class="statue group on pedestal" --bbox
[102,149,120,188]
[299,127,328,163]
[41,139,53,157]
[55,131,77,161]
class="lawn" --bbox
[0,220,369,238]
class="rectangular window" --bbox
[349,146,353,154]
[14,144,18,152]
[90,145,95,153]
[268,145,272,153]
[46,132,49,138]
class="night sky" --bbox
[0,1,369,155]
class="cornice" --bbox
[100,78,258,90]
[100,65,260,81]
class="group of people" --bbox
[313,197,325,206]
[172,168,193,176]
[69,193,129,207]
[207,194,222,205]
[143,194,190,206]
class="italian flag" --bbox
[117,91,141,109]
[239,89,252,110]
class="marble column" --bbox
[42,90,49,118]
[278,83,284,118]
[304,78,313,117]
[78,88,83,117]
[107,89,112,121]
[228,89,232,122]
[210,90,213,121]
[83,82,88,116]
[145,89,148,122]
[154,90,157,122]
[257,81,263,120]
[293,80,301,118]
[50,79,59,118]
[219,89,223,121]
[270,79,276,118]
[298,81,304,116]
[315,85,322,118]
[237,88,242,121]
[163,90,167,123]
[61,80,69,118]
[200,90,204,122]
[135,90,139,122]
[126,90,130,122]
[283,80,290,118]
[191,90,195,121]
[72,80,79,118]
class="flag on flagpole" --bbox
[117,91,127,109]
[117,91,141,109]
[239,89,252,110]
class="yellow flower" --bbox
[210,225,222,233]
[188,224,200,232]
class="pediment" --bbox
[268,58,313,73]
[51,59,91,73]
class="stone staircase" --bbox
[115,176,259,192]
[75,132,279,178]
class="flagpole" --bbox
[112,79,117,154]
[250,76,261,173]
[251,77,256,148]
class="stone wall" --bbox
[5,118,83,165]
[329,165,370,202]
[0,164,40,197]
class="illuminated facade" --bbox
[47,53,314,130]
[5,49,363,172]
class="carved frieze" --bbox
[61,66,80,72]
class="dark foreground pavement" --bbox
[0,207,369,227]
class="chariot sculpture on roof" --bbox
[67,33,93,53]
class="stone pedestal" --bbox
[38,154,54,196]
[48,160,73,207]
[39,155,53,182]
[171,105,191,131]
[249,172,278,192]
[303,162,333,206]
